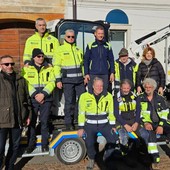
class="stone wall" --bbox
[0,0,66,21]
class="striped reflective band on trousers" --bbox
[148,142,159,154]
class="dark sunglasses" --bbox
[1,63,15,66]
[67,36,75,39]
[36,55,44,58]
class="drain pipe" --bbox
[72,0,77,20]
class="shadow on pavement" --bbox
[160,144,170,157]
[14,157,33,170]
[95,140,152,170]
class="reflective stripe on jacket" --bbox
[78,92,115,127]
[114,91,138,126]
[22,64,55,100]
[53,40,84,83]
[116,92,136,112]
[114,59,138,91]
[84,39,114,75]
[23,31,60,64]
[137,92,169,126]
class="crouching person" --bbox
[136,78,170,170]
[77,77,118,170]
[114,79,149,154]
[22,48,55,153]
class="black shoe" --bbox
[42,145,49,152]
[25,145,36,154]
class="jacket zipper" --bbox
[99,45,103,73]
[71,46,78,77]
[97,96,104,127]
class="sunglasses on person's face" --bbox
[36,55,44,58]
[67,36,75,39]
[1,63,15,66]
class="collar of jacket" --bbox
[142,58,158,66]
[116,58,136,66]
[29,59,50,67]
[95,38,107,45]
[117,90,134,98]
[63,40,76,47]
[118,58,131,66]
[35,29,49,38]
[150,58,158,65]
[1,71,22,81]
[87,91,106,100]
[88,89,107,96]
[141,91,158,101]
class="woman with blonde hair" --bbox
[136,46,165,95]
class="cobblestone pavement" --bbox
[14,149,170,170]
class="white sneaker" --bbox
[98,143,106,152]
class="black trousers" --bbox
[63,82,85,125]
[147,122,170,163]
[28,101,52,147]
[84,123,118,159]
[0,127,21,170]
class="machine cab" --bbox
[47,19,110,117]
[47,19,109,53]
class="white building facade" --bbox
[66,0,170,83]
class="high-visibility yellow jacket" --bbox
[53,40,84,83]
[22,62,55,101]
[114,91,138,126]
[136,92,170,126]
[23,31,60,64]
[78,92,116,128]
[114,58,138,92]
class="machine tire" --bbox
[54,138,86,164]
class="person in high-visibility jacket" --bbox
[22,48,55,153]
[114,79,148,153]
[114,48,138,95]
[53,29,85,130]
[136,78,170,169]
[23,18,60,65]
[78,77,118,170]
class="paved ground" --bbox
[6,126,170,170]
[14,155,170,170]
[13,145,170,170]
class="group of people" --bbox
[77,25,169,170]
[0,17,170,170]
[78,77,170,170]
